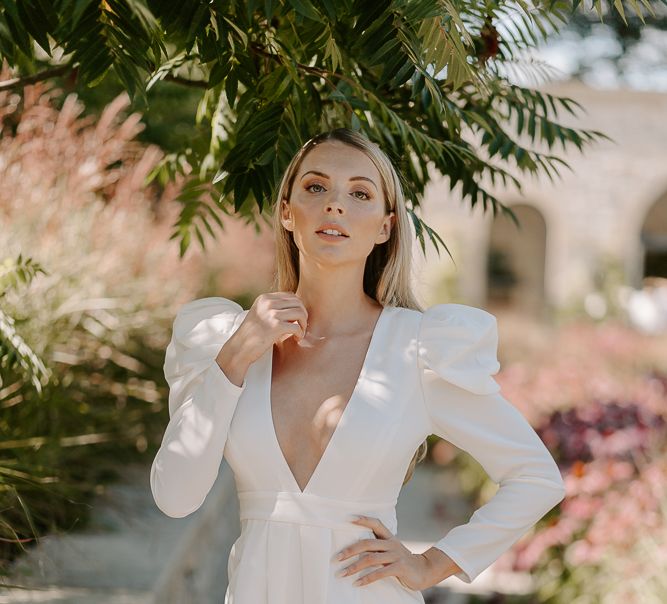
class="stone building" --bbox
[416,78,667,327]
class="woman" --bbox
[150,128,566,603]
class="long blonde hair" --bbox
[270,128,428,486]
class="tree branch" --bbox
[0,64,70,92]
[161,73,208,89]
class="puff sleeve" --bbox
[417,304,566,583]
[150,297,248,518]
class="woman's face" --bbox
[281,139,395,266]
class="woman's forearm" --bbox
[215,327,255,388]
[420,546,462,585]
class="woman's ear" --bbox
[378,211,395,243]
[280,198,293,230]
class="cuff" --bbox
[208,358,247,396]
[431,541,474,584]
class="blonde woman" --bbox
[150,128,566,603]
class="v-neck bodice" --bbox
[151,296,566,603]
[267,305,392,495]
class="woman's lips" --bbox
[316,231,349,242]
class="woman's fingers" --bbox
[352,562,403,586]
[275,307,307,340]
[335,515,426,589]
[337,516,395,563]
[337,551,396,577]
[349,515,394,539]
[337,537,390,562]
[258,292,308,343]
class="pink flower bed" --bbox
[478,314,667,598]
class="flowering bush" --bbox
[523,402,666,603]
[437,313,667,602]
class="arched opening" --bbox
[486,204,548,318]
[640,192,667,279]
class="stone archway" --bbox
[640,192,667,280]
[486,203,548,318]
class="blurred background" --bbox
[1,2,666,603]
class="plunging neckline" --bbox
[266,305,391,495]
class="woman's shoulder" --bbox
[171,296,247,347]
[391,302,497,330]
[418,302,497,328]
[412,302,501,395]
[175,295,244,317]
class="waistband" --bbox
[237,489,398,533]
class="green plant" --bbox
[1,0,649,256]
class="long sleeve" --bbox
[417,304,566,583]
[150,296,248,518]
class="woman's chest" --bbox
[223,309,431,496]
[269,332,377,465]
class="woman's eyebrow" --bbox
[300,170,377,192]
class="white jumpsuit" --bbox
[150,297,566,603]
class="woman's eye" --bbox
[353,190,370,200]
[305,183,370,200]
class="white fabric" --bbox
[150,297,566,602]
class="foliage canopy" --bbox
[0,0,661,258]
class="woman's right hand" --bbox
[216,292,308,386]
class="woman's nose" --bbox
[325,189,345,212]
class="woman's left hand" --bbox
[335,515,433,591]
